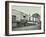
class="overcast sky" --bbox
[12,5,41,16]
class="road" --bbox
[12,24,41,31]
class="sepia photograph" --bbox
[5,1,45,36]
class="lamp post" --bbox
[29,12,31,22]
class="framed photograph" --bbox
[5,1,45,36]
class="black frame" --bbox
[5,1,45,36]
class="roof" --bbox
[12,9,29,16]
[32,13,40,18]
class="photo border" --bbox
[5,1,45,36]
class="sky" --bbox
[12,5,41,16]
